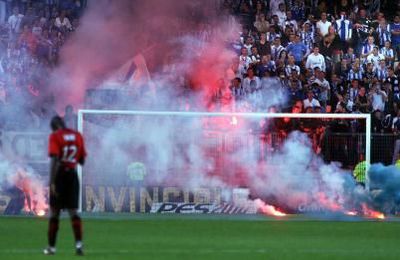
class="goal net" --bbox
[77,110,371,214]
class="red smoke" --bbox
[50,0,226,111]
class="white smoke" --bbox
[15,0,390,218]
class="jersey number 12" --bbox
[62,145,77,163]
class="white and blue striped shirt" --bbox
[380,47,395,66]
[347,69,363,81]
[375,67,388,81]
[300,31,314,51]
[376,24,391,47]
[335,18,352,41]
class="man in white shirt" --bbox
[316,12,332,37]
[367,47,385,70]
[239,47,252,75]
[7,7,24,39]
[369,84,387,112]
[242,68,261,94]
[269,0,285,18]
[55,10,72,31]
[275,3,287,29]
[306,46,326,72]
[303,90,321,109]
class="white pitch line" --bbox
[0,248,269,254]
[1,248,399,255]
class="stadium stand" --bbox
[0,0,400,165]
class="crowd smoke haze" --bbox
[2,1,398,217]
[69,1,396,216]
[51,0,225,110]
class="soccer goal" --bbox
[77,110,371,213]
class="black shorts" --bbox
[50,168,79,210]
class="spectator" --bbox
[354,9,373,54]
[243,36,253,55]
[270,36,284,61]
[284,11,298,32]
[306,46,326,72]
[375,60,388,81]
[229,77,243,100]
[371,109,384,133]
[369,83,388,112]
[392,109,400,133]
[335,58,350,80]
[300,22,315,51]
[348,79,360,105]
[363,62,376,88]
[249,46,261,65]
[239,47,252,73]
[335,11,352,45]
[256,33,271,56]
[285,55,300,77]
[355,86,371,113]
[316,12,332,37]
[54,10,72,32]
[343,47,356,64]
[63,104,77,130]
[275,3,287,28]
[290,0,306,21]
[361,35,377,61]
[380,40,395,67]
[313,71,330,108]
[376,18,391,48]
[266,24,281,42]
[330,73,347,108]
[254,13,269,33]
[18,25,37,54]
[390,15,400,60]
[258,54,276,77]
[8,6,24,40]
[242,68,261,94]
[287,77,304,104]
[303,90,321,109]
[367,46,385,70]
[286,34,308,65]
[334,0,353,16]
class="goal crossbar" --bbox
[77,110,371,212]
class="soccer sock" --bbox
[48,217,59,247]
[71,215,83,244]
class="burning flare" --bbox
[12,168,48,216]
[254,199,287,217]
[361,203,385,219]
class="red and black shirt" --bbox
[48,128,87,169]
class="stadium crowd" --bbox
[220,0,400,134]
[1,0,400,136]
[0,0,85,129]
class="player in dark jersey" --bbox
[44,116,87,256]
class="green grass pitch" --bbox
[0,214,400,260]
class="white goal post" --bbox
[77,110,371,212]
